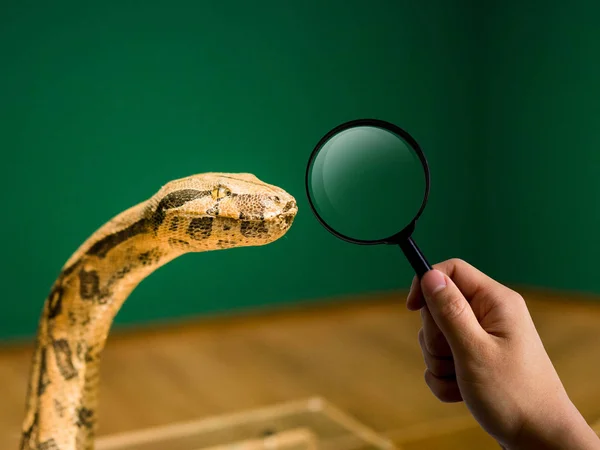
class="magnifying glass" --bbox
[305,118,432,278]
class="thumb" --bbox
[421,269,486,353]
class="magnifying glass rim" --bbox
[305,118,431,245]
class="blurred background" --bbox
[1,1,600,449]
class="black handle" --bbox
[398,236,432,279]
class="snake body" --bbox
[20,172,298,450]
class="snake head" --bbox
[150,173,297,251]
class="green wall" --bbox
[0,1,477,341]
[5,1,599,342]
[476,1,600,295]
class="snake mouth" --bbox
[282,200,297,213]
[279,203,297,230]
[283,213,295,228]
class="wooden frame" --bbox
[95,396,398,450]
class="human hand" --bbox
[406,259,600,449]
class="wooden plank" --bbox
[1,289,599,449]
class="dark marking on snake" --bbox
[76,407,94,429]
[113,265,132,279]
[60,260,81,279]
[235,196,266,221]
[47,285,63,319]
[53,399,65,418]
[106,264,132,287]
[52,339,78,380]
[187,217,214,240]
[85,344,96,363]
[152,189,211,230]
[240,220,270,238]
[79,269,100,300]
[81,310,92,326]
[76,341,87,362]
[138,251,152,265]
[168,238,190,247]
[96,295,109,305]
[37,346,50,396]
[223,223,231,231]
[169,216,180,231]
[86,218,150,258]
[39,439,60,450]
[138,248,161,266]
[97,265,132,304]
[20,412,39,450]
[217,239,237,248]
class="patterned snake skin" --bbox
[20,173,298,450]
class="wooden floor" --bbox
[2,289,600,449]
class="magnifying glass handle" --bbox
[398,237,432,279]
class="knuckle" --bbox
[424,370,459,402]
[428,357,455,378]
[496,291,527,317]
[424,332,436,354]
[440,391,461,403]
[448,257,466,266]
[511,292,526,305]
[425,332,446,357]
[438,295,469,322]
[420,326,448,358]
[436,258,467,273]
[424,368,434,387]
[418,328,429,352]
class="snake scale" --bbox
[19,172,298,450]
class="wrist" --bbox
[508,402,600,450]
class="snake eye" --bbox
[211,185,231,200]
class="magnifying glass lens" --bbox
[307,125,427,242]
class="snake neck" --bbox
[21,205,187,450]
[19,173,298,450]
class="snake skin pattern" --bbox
[20,173,298,450]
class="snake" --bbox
[19,172,298,450]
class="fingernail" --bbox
[422,270,447,297]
